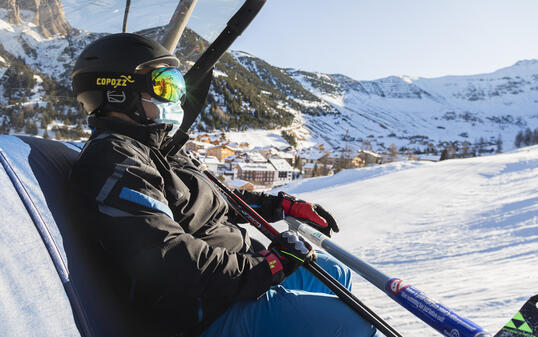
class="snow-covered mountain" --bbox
[0,1,536,155]
[234,51,538,153]
[247,145,538,336]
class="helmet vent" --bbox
[85,56,98,61]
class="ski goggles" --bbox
[145,67,186,104]
[73,67,187,103]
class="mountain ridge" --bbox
[0,8,536,155]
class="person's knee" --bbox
[315,251,352,289]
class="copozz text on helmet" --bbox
[96,75,134,89]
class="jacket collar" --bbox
[88,115,170,149]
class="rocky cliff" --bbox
[0,0,71,37]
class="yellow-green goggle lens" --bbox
[151,67,186,103]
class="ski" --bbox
[494,295,538,337]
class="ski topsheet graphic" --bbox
[495,295,538,337]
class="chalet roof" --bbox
[269,157,293,171]
[276,151,294,159]
[328,151,355,159]
[358,150,382,158]
[247,152,267,163]
[200,156,220,165]
[265,147,295,159]
[208,144,237,152]
[224,154,239,161]
[227,144,243,152]
[187,141,213,149]
[299,148,327,161]
[236,162,276,172]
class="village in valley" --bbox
[186,132,423,192]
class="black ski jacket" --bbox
[70,116,283,335]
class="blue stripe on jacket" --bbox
[119,187,174,219]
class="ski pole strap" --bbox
[259,250,283,275]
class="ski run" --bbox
[244,145,538,336]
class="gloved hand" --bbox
[259,231,317,285]
[279,192,339,237]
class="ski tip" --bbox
[494,295,538,337]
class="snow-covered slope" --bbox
[249,145,538,336]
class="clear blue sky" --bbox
[229,0,538,80]
[63,0,538,81]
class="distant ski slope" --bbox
[249,145,538,336]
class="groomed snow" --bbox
[247,145,538,336]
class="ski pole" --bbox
[165,0,267,156]
[286,216,492,337]
[180,0,267,132]
[202,170,402,337]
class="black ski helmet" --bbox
[71,33,180,121]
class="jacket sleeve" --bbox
[70,136,273,305]
[229,189,284,223]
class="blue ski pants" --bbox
[200,251,381,337]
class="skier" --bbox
[70,33,378,337]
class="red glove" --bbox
[279,192,339,237]
[259,231,316,285]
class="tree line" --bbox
[515,128,538,148]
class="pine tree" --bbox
[336,151,345,172]
[515,131,523,148]
[523,128,532,146]
[54,127,63,140]
[294,155,303,171]
[25,120,38,135]
[41,112,50,129]
[13,111,25,132]
[447,143,456,158]
[388,144,399,162]
[312,163,319,177]
[462,141,471,157]
[319,155,330,176]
